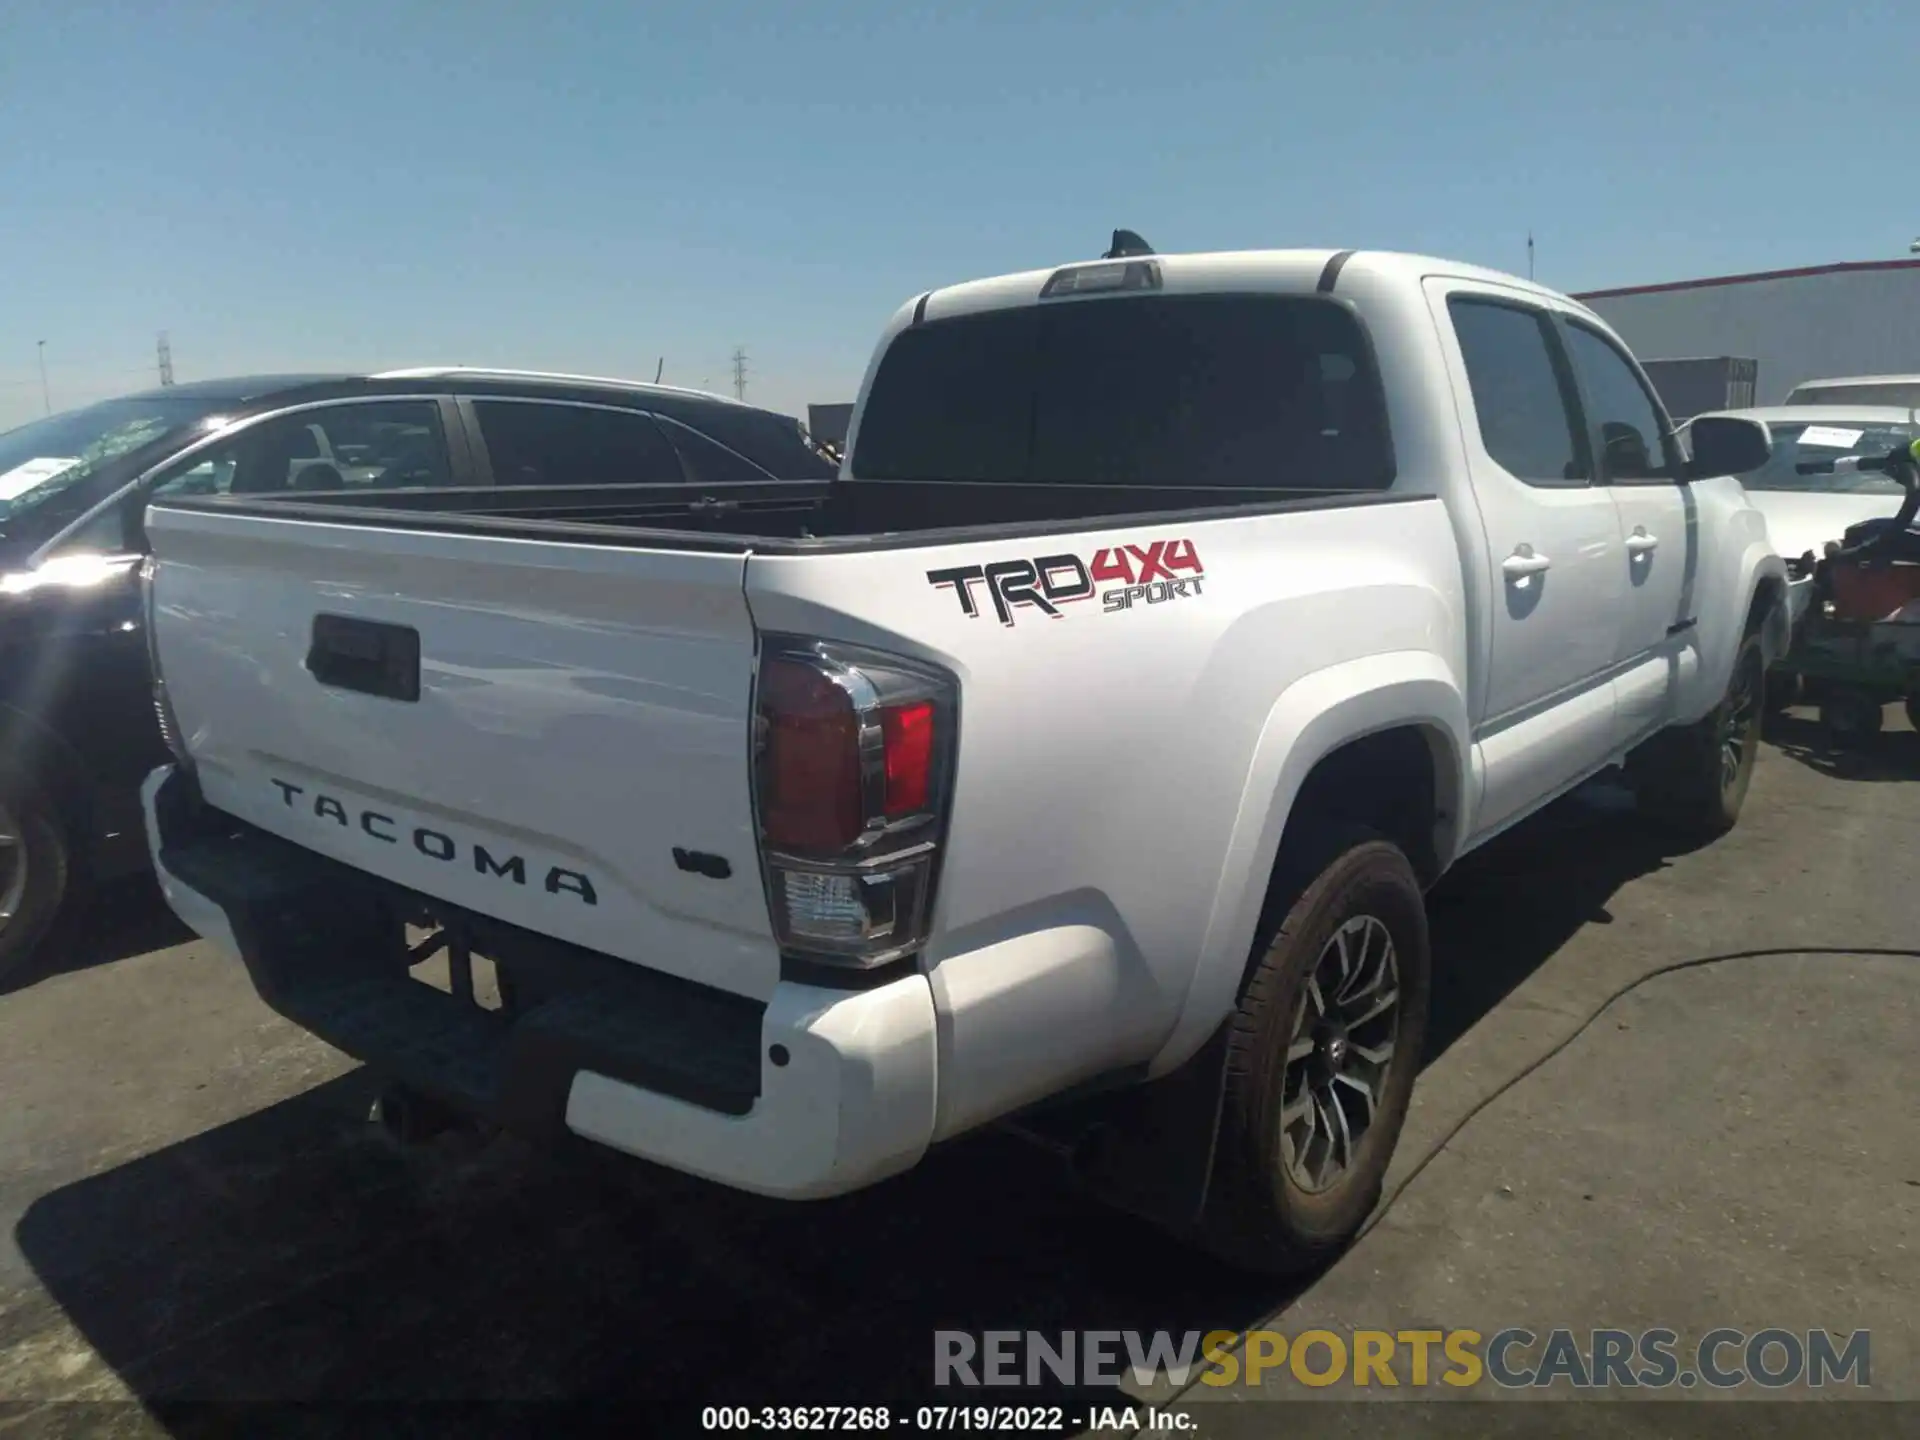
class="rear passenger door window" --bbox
[472,401,686,487]
[1560,323,1679,483]
[652,415,774,487]
[675,408,838,481]
[1446,298,1590,486]
[149,400,454,499]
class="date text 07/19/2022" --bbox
[699,1404,1187,1434]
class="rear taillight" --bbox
[139,556,192,769]
[752,637,957,971]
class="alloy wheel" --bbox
[1720,652,1760,793]
[1279,914,1400,1194]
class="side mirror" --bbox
[1683,415,1771,480]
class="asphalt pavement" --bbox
[0,705,1916,1438]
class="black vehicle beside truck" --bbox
[0,369,835,980]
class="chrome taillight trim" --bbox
[762,839,938,875]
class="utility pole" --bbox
[36,341,49,415]
[730,346,748,401]
[157,331,175,386]
[1527,232,1535,280]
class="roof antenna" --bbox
[1103,228,1154,259]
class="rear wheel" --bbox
[0,778,71,986]
[1197,831,1430,1276]
[1629,630,1764,839]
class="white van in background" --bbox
[1783,374,1920,408]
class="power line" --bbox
[730,346,748,401]
[157,331,175,386]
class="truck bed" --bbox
[150,477,1421,553]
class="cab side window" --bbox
[1562,323,1679,483]
[1447,297,1591,487]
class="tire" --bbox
[1821,688,1884,744]
[1197,829,1431,1276]
[0,776,72,987]
[1628,629,1765,839]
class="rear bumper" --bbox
[141,765,939,1199]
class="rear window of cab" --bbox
[850,294,1395,491]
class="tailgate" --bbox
[145,503,779,1002]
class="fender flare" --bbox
[1693,543,1789,721]
[1748,553,1792,661]
[1147,650,1471,1078]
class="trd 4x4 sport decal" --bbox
[927,539,1205,627]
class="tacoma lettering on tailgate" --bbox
[926,538,1205,627]
[270,779,599,904]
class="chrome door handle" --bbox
[1626,527,1659,556]
[1502,546,1552,579]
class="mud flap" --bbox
[1011,1022,1234,1238]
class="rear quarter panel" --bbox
[745,496,1470,1134]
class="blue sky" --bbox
[3,0,1917,431]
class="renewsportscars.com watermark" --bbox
[935,1328,1872,1391]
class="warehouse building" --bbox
[1575,258,1920,406]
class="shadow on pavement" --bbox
[16,1074,1268,1419]
[0,876,192,997]
[1763,707,1920,784]
[1421,779,1707,1062]
[14,783,1696,1424]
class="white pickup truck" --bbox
[138,243,1788,1274]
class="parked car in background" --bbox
[1680,405,1918,625]
[0,369,833,981]
[1782,374,1920,408]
